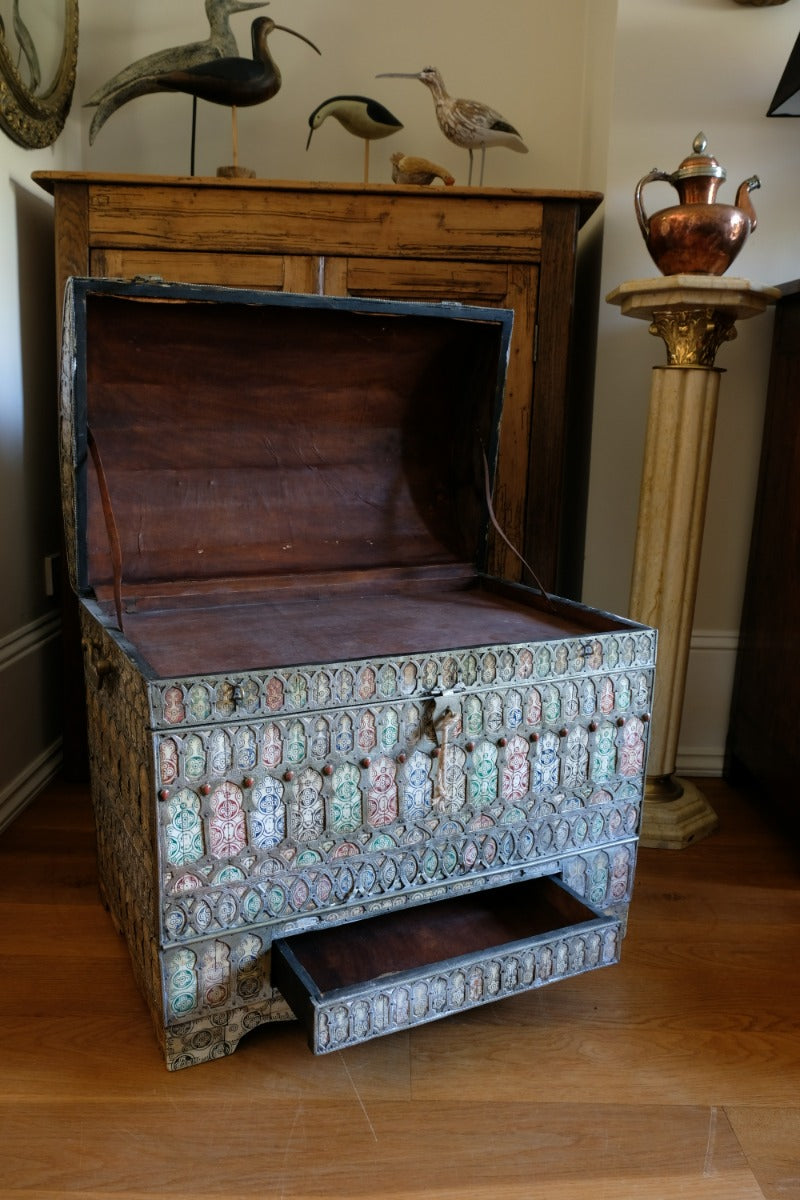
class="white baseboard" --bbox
[675,629,739,778]
[0,611,63,834]
[0,609,61,669]
[0,738,63,834]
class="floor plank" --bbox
[0,776,796,1199]
[728,1108,800,1200]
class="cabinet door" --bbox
[323,257,539,581]
[91,248,319,294]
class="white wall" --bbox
[0,118,82,828]
[79,0,603,187]
[585,0,800,773]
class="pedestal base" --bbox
[639,775,719,850]
[216,165,256,179]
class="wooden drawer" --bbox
[271,876,620,1053]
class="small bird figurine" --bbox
[390,152,454,186]
[377,66,528,185]
[87,0,269,146]
[306,94,403,182]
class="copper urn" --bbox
[635,133,760,275]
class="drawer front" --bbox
[271,877,621,1053]
[153,649,653,946]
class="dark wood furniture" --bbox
[725,281,800,835]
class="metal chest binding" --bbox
[60,277,656,1069]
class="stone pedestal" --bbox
[607,275,778,849]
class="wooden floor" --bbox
[1,776,798,1200]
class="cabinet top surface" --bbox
[32,171,603,226]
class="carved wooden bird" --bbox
[377,66,528,185]
[155,16,319,107]
[87,0,269,145]
[306,94,403,182]
[390,152,454,186]
[152,15,320,173]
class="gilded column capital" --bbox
[647,306,737,366]
[607,274,779,367]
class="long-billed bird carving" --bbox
[154,15,321,173]
[155,16,319,107]
[377,66,528,185]
[87,0,269,145]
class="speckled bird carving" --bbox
[377,65,528,185]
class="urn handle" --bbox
[634,169,673,240]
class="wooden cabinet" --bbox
[34,172,600,594]
[725,281,800,835]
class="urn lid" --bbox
[671,132,726,182]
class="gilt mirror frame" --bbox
[0,0,79,148]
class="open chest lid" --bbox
[60,277,513,613]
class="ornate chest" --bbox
[60,277,655,1070]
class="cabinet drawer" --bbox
[271,876,620,1053]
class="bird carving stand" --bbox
[608,274,778,848]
